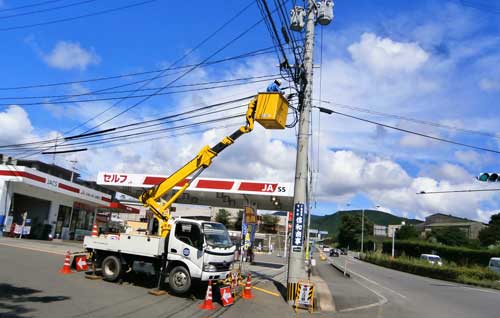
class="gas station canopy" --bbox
[96,172,294,211]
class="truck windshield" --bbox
[203,223,233,248]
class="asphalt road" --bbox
[0,238,289,318]
[320,255,500,318]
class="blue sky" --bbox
[1,0,500,222]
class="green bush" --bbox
[382,240,500,266]
[362,253,500,290]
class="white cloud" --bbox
[479,79,500,92]
[399,134,433,148]
[347,33,429,75]
[317,150,412,198]
[454,150,481,167]
[0,105,35,144]
[43,41,100,71]
[420,163,472,184]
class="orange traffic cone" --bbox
[59,251,73,274]
[91,223,98,237]
[242,273,253,299]
[199,280,216,310]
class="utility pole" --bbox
[361,209,364,253]
[286,0,333,303]
[287,0,317,303]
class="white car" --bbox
[420,254,443,266]
[488,257,500,274]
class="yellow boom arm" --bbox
[139,93,288,237]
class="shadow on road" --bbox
[91,270,210,301]
[252,261,284,269]
[0,283,70,318]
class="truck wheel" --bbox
[168,266,191,294]
[101,255,121,282]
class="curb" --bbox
[329,260,351,278]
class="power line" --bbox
[42,148,87,155]
[0,76,281,106]
[0,47,277,91]
[0,0,65,13]
[321,100,500,140]
[453,0,500,14]
[13,1,259,160]
[418,188,500,194]
[63,122,243,152]
[18,114,244,156]
[0,96,252,149]
[329,109,500,155]
[0,0,160,31]
[0,74,282,102]
[84,7,265,135]
[0,0,98,20]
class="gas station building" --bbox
[0,159,294,241]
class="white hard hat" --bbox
[274,79,282,86]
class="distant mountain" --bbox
[311,210,422,238]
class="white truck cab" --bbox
[83,218,235,294]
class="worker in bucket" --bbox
[266,79,283,94]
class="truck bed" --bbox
[83,233,165,258]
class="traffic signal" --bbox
[477,172,499,182]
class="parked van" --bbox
[488,257,500,274]
[420,254,443,266]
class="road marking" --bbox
[455,286,500,295]
[0,242,66,256]
[339,277,388,312]
[348,267,408,299]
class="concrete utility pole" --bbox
[287,0,317,302]
[361,209,365,253]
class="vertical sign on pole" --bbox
[291,203,305,252]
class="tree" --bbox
[337,213,373,250]
[215,209,230,227]
[396,225,419,240]
[261,214,280,233]
[478,213,500,247]
[431,227,469,246]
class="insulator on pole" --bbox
[290,6,305,32]
[317,0,334,26]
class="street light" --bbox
[391,221,405,258]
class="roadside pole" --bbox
[361,209,364,253]
[284,212,289,257]
[287,0,316,303]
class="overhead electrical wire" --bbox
[328,109,500,155]
[0,0,160,31]
[0,0,65,13]
[0,47,278,91]
[321,100,500,140]
[70,0,258,136]
[0,0,98,20]
[256,0,295,83]
[82,6,266,136]
[417,188,500,194]
[0,74,286,100]
[14,1,259,159]
[60,122,244,152]
[0,75,286,106]
[16,114,245,155]
[0,96,253,149]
